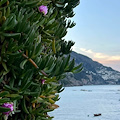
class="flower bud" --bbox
[2,103,13,115]
[40,79,45,84]
[38,5,48,15]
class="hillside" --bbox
[61,51,120,86]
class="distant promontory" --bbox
[61,51,120,86]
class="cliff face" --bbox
[62,51,120,86]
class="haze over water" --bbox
[50,85,120,120]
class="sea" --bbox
[49,85,120,120]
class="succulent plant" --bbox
[0,0,82,119]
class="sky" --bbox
[65,0,120,71]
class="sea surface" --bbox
[49,85,120,120]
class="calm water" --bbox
[49,85,120,120]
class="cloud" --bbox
[79,48,120,61]
[80,48,93,54]
[94,53,108,59]
[73,47,120,71]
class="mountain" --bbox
[61,51,120,86]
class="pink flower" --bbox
[2,103,13,115]
[38,5,48,15]
[40,79,45,84]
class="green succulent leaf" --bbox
[0,107,10,112]
[20,59,28,69]
[0,91,9,97]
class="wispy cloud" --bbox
[72,47,120,71]
[80,48,120,61]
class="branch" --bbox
[19,50,38,69]
[19,50,48,76]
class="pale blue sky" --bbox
[65,0,120,71]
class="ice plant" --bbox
[0,0,81,119]
[2,103,13,115]
[38,5,48,15]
